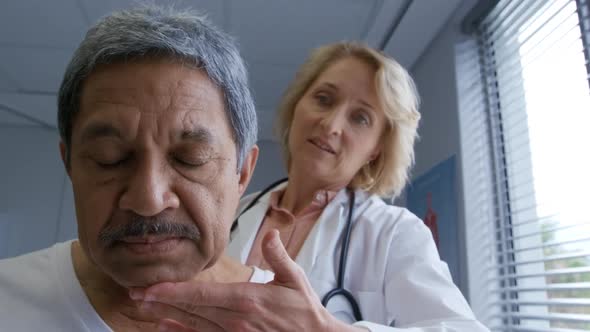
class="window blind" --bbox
[461,0,590,331]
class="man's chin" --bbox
[109,263,204,288]
[101,240,207,287]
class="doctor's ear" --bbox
[369,151,381,163]
[369,140,382,162]
[238,145,259,196]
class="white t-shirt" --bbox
[0,240,272,331]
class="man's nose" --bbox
[118,158,180,216]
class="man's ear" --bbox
[59,142,71,177]
[238,144,259,196]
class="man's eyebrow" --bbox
[180,128,214,144]
[80,123,123,143]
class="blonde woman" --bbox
[140,42,489,332]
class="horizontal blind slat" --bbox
[494,250,590,268]
[490,282,590,292]
[487,266,590,281]
[492,298,590,307]
[491,312,590,324]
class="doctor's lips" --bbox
[308,137,336,154]
[98,218,201,249]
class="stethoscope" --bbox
[231,178,363,322]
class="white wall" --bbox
[408,0,478,298]
[245,138,286,195]
[0,125,76,258]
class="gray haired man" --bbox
[0,6,264,331]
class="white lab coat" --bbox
[228,183,490,331]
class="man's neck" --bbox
[70,241,253,331]
[71,241,155,330]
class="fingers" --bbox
[139,297,267,332]
[138,301,221,332]
[261,229,304,287]
[132,281,268,313]
[137,282,221,310]
[177,306,262,332]
[158,319,199,332]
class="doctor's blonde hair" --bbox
[276,42,421,198]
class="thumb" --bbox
[262,229,304,288]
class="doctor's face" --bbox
[63,59,252,287]
[288,56,386,189]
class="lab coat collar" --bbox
[229,183,370,272]
[294,195,344,272]
[294,187,369,273]
[229,182,288,263]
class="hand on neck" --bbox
[70,241,254,329]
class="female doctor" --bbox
[139,42,489,331]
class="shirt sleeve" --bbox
[352,210,490,332]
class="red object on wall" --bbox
[424,192,439,250]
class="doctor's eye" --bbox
[314,92,334,107]
[351,110,371,127]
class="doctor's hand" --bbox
[132,229,366,332]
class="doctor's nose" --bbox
[118,158,180,216]
[319,106,347,136]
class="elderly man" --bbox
[0,6,271,331]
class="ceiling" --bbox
[0,0,462,140]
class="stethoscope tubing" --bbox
[320,190,363,321]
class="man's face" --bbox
[64,59,254,287]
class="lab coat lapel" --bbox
[294,189,349,273]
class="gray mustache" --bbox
[99,215,201,247]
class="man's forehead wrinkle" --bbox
[88,99,132,106]
[150,79,209,118]
[89,84,141,99]
[79,122,123,144]
[181,111,198,129]
[179,112,214,143]
[82,100,142,118]
[177,73,219,102]
[84,87,138,107]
